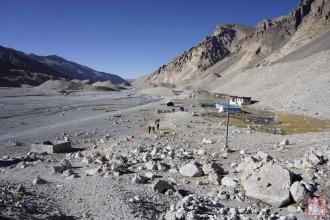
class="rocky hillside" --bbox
[0,46,66,87]
[134,0,330,88]
[29,54,127,84]
[0,46,128,87]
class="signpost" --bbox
[225,97,230,149]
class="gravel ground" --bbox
[0,88,329,219]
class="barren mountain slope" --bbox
[275,27,330,63]
[133,24,254,87]
[134,0,330,87]
[30,55,128,84]
[0,46,128,87]
[0,46,66,86]
[209,49,330,119]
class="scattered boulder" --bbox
[168,168,178,174]
[82,157,93,165]
[132,173,148,184]
[202,161,224,175]
[110,158,128,173]
[145,172,156,179]
[157,162,169,171]
[255,151,272,162]
[52,159,72,174]
[290,181,307,203]
[62,168,75,177]
[152,179,174,193]
[32,176,47,185]
[308,151,325,165]
[221,175,239,189]
[202,138,214,144]
[300,179,316,193]
[208,171,222,185]
[280,139,289,146]
[287,205,302,213]
[84,167,100,176]
[241,162,292,207]
[145,160,157,171]
[179,161,204,177]
[60,159,72,168]
[302,159,315,170]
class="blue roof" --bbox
[216,102,241,109]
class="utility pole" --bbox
[225,95,230,149]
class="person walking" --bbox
[155,119,160,130]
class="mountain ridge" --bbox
[0,46,128,87]
[133,0,330,88]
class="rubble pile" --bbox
[0,183,67,219]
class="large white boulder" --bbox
[179,161,204,177]
[241,162,292,207]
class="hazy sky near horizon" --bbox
[1,0,299,79]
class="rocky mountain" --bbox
[0,46,128,87]
[0,46,65,87]
[29,54,127,84]
[134,0,330,88]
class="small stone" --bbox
[290,181,307,203]
[221,175,239,188]
[32,176,47,185]
[202,161,224,175]
[196,180,207,186]
[286,214,297,220]
[62,168,74,177]
[145,160,157,171]
[82,157,93,165]
[300,179,316,192]
[197,149,205,155]
[145,172,156,179]
[308,152,324,165]
[202,137,214,144]
[66,173,80,179]
[152,179,174,193]
[168,168,178,174]
[208,171,222,185]
[255,151,272,162]
[287,205,299,213]
[132,173,148,184]
[280,139,289,146]
[113,171,121,176]
[157,162,169,171]
[84,167,100,176]
[129,196,141,203]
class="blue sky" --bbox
[0,0,299,79]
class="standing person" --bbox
[155,119,160,130]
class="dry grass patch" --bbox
[201,109,330,134]
[274,114,330,134]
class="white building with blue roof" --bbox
[216,102,242,113]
